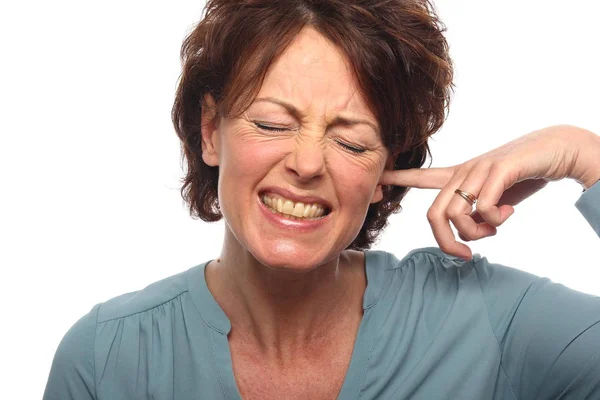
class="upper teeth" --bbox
[261,194,327,218]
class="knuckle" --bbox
[475,201,491,213]
[426,207,440,222]
[460,230,475,241]
[438,243,453,254]
[490,160,511,178]
[475,204,500,226]
[473,226,487,239]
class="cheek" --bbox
[218,129,287,187]
[329,158,380,206]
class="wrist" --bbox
[582,179,600,192]
[568,127,600,191]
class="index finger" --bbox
[380,167,455,189]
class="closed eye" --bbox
[336,140,366,154]
[254,122,288,132]
[254,122,366,153]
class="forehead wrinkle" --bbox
[284,33,353,113]
[254,28,376,131]
[261,60,314,120]
[321,86,378,135]
[293,129,330,153]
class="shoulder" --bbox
[96,266,198,323]
[53,265,200,349]
[365,247,547,334]
[44,303,100,399]
[368,246,543,306]
[371,245,539,284]
[45,264,209,398]
[368,246,476,274]
[51,265,198,352]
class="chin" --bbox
[250,240,340,272]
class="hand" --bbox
[380,125,600,261]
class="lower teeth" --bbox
[264,204,325,220]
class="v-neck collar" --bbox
[187,250,392,399]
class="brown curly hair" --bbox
[172,0,453,250]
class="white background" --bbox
[1,0,599,398]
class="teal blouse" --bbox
[44,181,600,399]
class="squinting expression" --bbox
[202,27,389,271]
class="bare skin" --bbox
[200,26,387,398]
[205,250,367,399]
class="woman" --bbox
[44,0,600,399]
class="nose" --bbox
[284,135,326,183]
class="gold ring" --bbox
[455,189,477,206]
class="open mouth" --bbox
[260,193,331,221]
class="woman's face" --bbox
[202,27,389,270]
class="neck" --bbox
[205,230,366,359]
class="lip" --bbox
[258,187,332,209]
[257,195,332,232]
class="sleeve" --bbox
[43,303,101,400]
[575,179,600,237]
[473,182,600,399]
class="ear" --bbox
[201,93,220,167]
[370,152,396,204]
[370,183,384,204]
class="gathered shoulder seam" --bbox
[386,247,473,271]
[385,249,423,271]
[97,291,189,324]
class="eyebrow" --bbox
[253,97,380,135]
